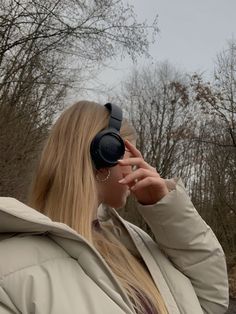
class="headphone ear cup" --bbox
[90,129,125,170]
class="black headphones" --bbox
[90,103,125,170]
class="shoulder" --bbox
[0,234,70,279]
[0,234,109,314]
[0,197,81,279]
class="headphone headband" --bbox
[104,103,123,131]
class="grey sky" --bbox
[81,0,236,101]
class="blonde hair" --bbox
[28,100,168,314]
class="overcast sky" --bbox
[81,0,236,102]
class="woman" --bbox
[0,101,228,314]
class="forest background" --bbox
[0,0,235,311]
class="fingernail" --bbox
[118,179,125,183]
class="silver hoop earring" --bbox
[95,169,111,182]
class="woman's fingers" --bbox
[118,168,158,184]
[119,140,169,204]
[124,140,142,158]
[131,176,163,191]
[118,157,154,171]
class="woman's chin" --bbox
[106,190,130,209]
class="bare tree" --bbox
[117,62,194,231]
[117,56,236,260]
[185,40,236,256]
[0,0,158,200]
[121,62,191,177]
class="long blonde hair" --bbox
[28,101,168,314]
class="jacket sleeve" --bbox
[136,178,229,314]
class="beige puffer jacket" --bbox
[0,179,229,314]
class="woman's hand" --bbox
[118,140,169,205]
